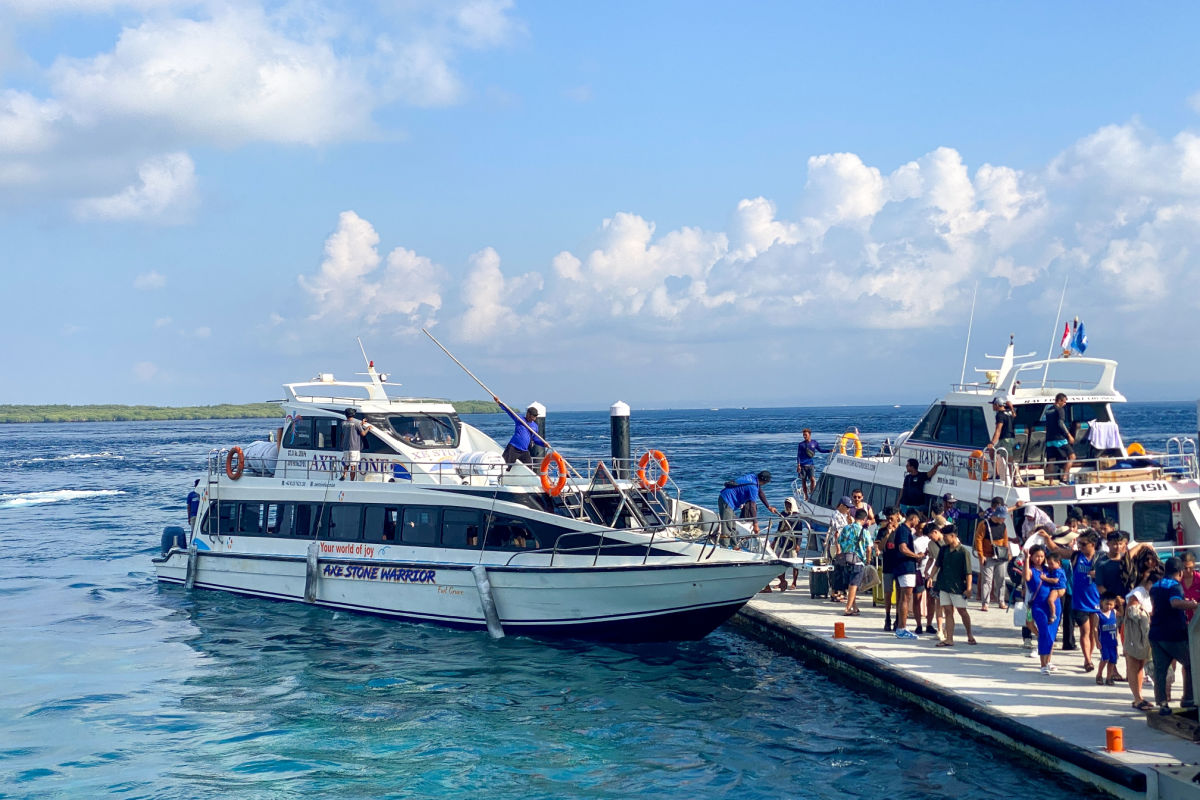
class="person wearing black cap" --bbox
[988,396,1017,475]
[339,408,372,481]
[898,457,941,515]
[186,479,201,527]
[717,470,778,548]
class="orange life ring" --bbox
[539,451,568,496]
[838,432,863,458]
[225,446,245,480]
[967,449,990,481]
[637,449,670,490]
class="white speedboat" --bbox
[795,338,1199,546]
[153,359,784,641]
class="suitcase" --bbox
[809,566,831,599]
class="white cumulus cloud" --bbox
[75,152,195,222]
[133,270,166,289]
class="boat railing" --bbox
[503,515,781,568]
[921,445,1200,487]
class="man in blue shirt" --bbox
[186,479,200,526]
[493,396,549,471]
[1149,557,1199,713]
[717,471,778,547]
[795,429,828,500]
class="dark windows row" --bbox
[812,474,979,521]
[202,500,543,550]
[280,413,461,452]
[910,404,989,448]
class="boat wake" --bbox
[0,489,126,508]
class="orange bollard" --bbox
[833,622,846,639]
[1105,726,1124,753]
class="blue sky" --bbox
[2,1,1199,410]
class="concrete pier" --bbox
[733,577,1200,800]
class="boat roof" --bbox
[282,365,456,415]
[943,338,1125,405]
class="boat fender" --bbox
[160,526,187,556]
[225,446,245,480]
[184,540,198,590]
[539,451,568,496]
[304,541,320,603]
[838,432,863,458]
[637,450,670,490]
[471,565,505,639]
[967,450,990,481]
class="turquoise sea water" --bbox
[1,402,1194,799]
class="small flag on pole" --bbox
[1071,319,1088,355]
[1060,322,1071,352]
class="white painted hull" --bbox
[155,547,784,641]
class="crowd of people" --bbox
[760,486,1198,716]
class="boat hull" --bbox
[154,549,782,642]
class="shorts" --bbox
[939,591,968,609]
[845,563,865,588]
[1072,610,1097,627]
[1046,444,1075,462]
[882,572,896,596]
[996,437,1017,458]
[897,573,917,589]
[345,450,361,466]
[799,464,815,482]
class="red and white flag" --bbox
[1060,322,1071,350]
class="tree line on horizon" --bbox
[0,400,501,423]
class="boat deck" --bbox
[735,578,1200,799]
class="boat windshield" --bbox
[373,413,459,449]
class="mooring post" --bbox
[610,401,631,479]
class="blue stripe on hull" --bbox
[156,577,747,642]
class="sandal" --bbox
[1105,677,1116,686]
[936,641,954,647]
[1083,663,1095,673]
[1096,675,1105,685]
[1133,700,1154,711]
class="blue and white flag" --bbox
[1070,320,1088,355]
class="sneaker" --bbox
[1040,666,1051,675]
[1047,664,1058,672]
[1159,705,1173,716]
[895,629,918,640]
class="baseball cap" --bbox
[942,492,956,503]
[838,495,852,508]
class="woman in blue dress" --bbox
[1026,545,1064,675]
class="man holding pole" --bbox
[494,396,549,470]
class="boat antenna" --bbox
[421,328,580,478]
[356,336,370,369]
[959,281,979,385]
[1041,275,1069,387]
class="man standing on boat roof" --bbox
[988,396,1017,475]
[1044,392,1076,483]
[186,479,200,527]
[493,397,549,471]
[339,408,372,482]
[717,471,778,547]
[899,457,941,515]
[795,428,828,501]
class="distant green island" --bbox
[0,401,501,423]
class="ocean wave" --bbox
[18,452,124,465]
[0,489,126,509]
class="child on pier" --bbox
[1097,593,1120,685]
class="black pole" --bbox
[610,401,630,479]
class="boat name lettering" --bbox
[1077,482,1169,498]
[321,563,436,584]
[307,454,399,475]
[282,480,307,487]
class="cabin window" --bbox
[364,506,400,543]
[911,405,943,442]
[402,507,440,545]
[1067,403,1110,424]
[284,418,314,449]
[486,516,540,550]
[1133,502,1173,542]
[314,418,340,451]
[812,474,833,508]
[291,503,320,537]
[442,508,483,548]
[239,502,264,534]
[217,502,237,534]
[933,406,989,448]
[376,413,461,449]
[265,503,282,535]
[323,504,362,542]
